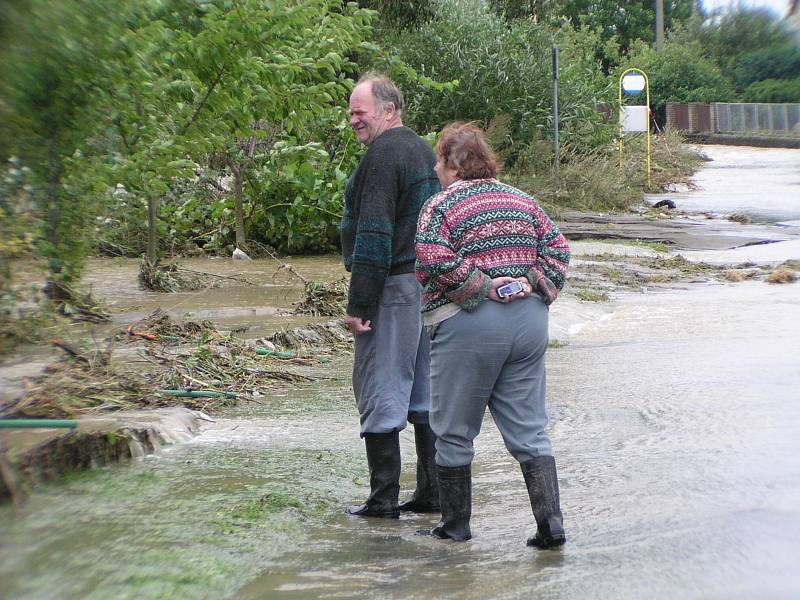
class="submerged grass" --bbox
[1,435,365,599]
[577,238,671,254]
[575,288,610,302]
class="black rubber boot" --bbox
[521,455,566,549]
[346,431,401,518]
[399,424,440,513]
[430,464,472,541]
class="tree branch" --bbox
[179,63,227,136]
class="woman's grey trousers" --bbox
[429,296,553,467]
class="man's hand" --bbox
[345,315,372,334]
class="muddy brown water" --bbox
[2,145,800,598]
[83,254,350,338]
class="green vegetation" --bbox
[510,128,701,213]
[629,4,800,120]
[575,288,611,302]
[377,0,615,162]
[491,0,695,57]
[1,0,792,328]
[606,239,671,253]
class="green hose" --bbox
[0,419,79,429]
[255,348,296,358]
[159,389,239,399]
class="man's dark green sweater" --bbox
[341,127,440,318]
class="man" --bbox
[340,73,441,518]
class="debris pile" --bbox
[43,280,110,323]
[293,277,348,317]
[270,319,351,349]
[2,309,351,420]
[138,259,221,293]
[2,342,160,419]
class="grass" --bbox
[507,130,702,214]
[574,288,610,303]
[612,239,671,253]
[575,238,671,254]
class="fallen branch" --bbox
[174,267,255,286]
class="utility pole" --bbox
[655,0,665,52]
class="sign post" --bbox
[618,68,651,188]
[552,46,559,173]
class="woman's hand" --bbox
[488,276,531,303]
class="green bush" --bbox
[379,0,612,164]
[743,78,800,103]
[732,46,800,92]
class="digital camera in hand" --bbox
[497,280,524,298]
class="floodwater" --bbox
[2,146,800,599]
[664,145,800,224]
[83,254,350,339]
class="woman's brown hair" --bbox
[437,122,501,180]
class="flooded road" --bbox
[235,282,800,598]
[2,145,800,598]
[664,145,800,224]
[2,281,798,599]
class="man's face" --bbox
[349,82,390,146]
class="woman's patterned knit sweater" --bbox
[415,178,570,319]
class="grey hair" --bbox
[358,72,404,117]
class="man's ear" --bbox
[383,102,396,118]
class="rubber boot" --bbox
[399,424,440,513]
[346,431,401,518]
[521,455,566,549]
[430,464,472,541]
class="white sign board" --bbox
[622,73,646,94]
[621,105,648,133]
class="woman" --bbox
[415,122,570,547]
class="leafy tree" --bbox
[357,0,434,29]
[731,45,800,92]
[72,0,373,261]
[491,0,696,60]
[380,0,613,166]
[489,0,562,22]
[0,0,122,284]
[674,6,797,83]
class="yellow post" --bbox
[618,68,651,189]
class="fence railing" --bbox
[666,102,800,137]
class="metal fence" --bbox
[666,102,800,137]
[714,103,800,135]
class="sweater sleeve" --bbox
[415,196,491,311]
[346,152,400,318]
[526,202,570,289]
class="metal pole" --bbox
[552,46,559,172]
[655,0,665,52]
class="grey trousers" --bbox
[429,297,553,467]
[353,273,431,436]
